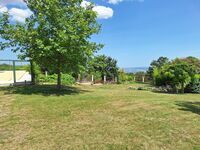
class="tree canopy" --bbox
[0,0,103,88]
[147,56,169,79]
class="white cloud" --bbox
[108,0,144,4]
[81,0,114,19]
[0,5,8,13]
[0,0,24,6]
[108,0,123,4]
[93,6,113,19]
[9,8,32,23]
[0,0,30,22]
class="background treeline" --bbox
[2,55,199,94]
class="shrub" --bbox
[61,74,76,85]
[186,74,200,93]
[39,74,75,85]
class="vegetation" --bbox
[0,83,199,149]
[186,74,200,94]
[0,0,102,88]
[151,56,200,94]
[147,57,169,79]
[39,74,75,85]
[88,55,118,82]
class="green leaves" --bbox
[153,60,197,93]
[88,55,118,81]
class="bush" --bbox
[61,74,76,85]
[186,75,200,93]
[39,74,75,85]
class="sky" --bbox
[0,0,200,67]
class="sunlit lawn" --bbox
[0,83,200,149]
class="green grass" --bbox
[0,83,200,149]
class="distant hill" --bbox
[123,67,148,73]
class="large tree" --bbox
[0,0,102,88]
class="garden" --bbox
[0,0,200,149]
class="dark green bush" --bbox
[186,75,200,93]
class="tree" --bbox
[0,0,102,89]
[88,55,118,81]
[147,57,169,80]
[173,57,200,73]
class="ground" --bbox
[0,83,199,149]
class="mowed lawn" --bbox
[0,83,200,149]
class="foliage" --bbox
[186,74,200,93]
[147,57,169,79]
[126,73,134,81]
[39,74,75,85]
[88,55,118,81]
[92,71,102,82]
[174,57,200,73]
[118,69,128,83]
[153,61,196,93]
[0,0,102,88]
[150,56,200,94]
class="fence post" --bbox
[92,75,94,84]
[104,75,106,84]
[12,60,16,83]
[142,76,145,83]
[115,77,118,83]
[133,76,135,82]
[77,74,80,82]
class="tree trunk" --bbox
[181,82,184,94]
[30,60,36,85]
[57,70,61,89]
[57,60,62,89]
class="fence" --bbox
[77,73,117,84]
[0,59,32,86]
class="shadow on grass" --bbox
[0,85,90,96]
[176,101,200,115]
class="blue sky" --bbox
[0,0,200,67]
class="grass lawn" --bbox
[0,83,200,149]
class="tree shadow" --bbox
[176,101,200,115]
[0,85,90,96]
